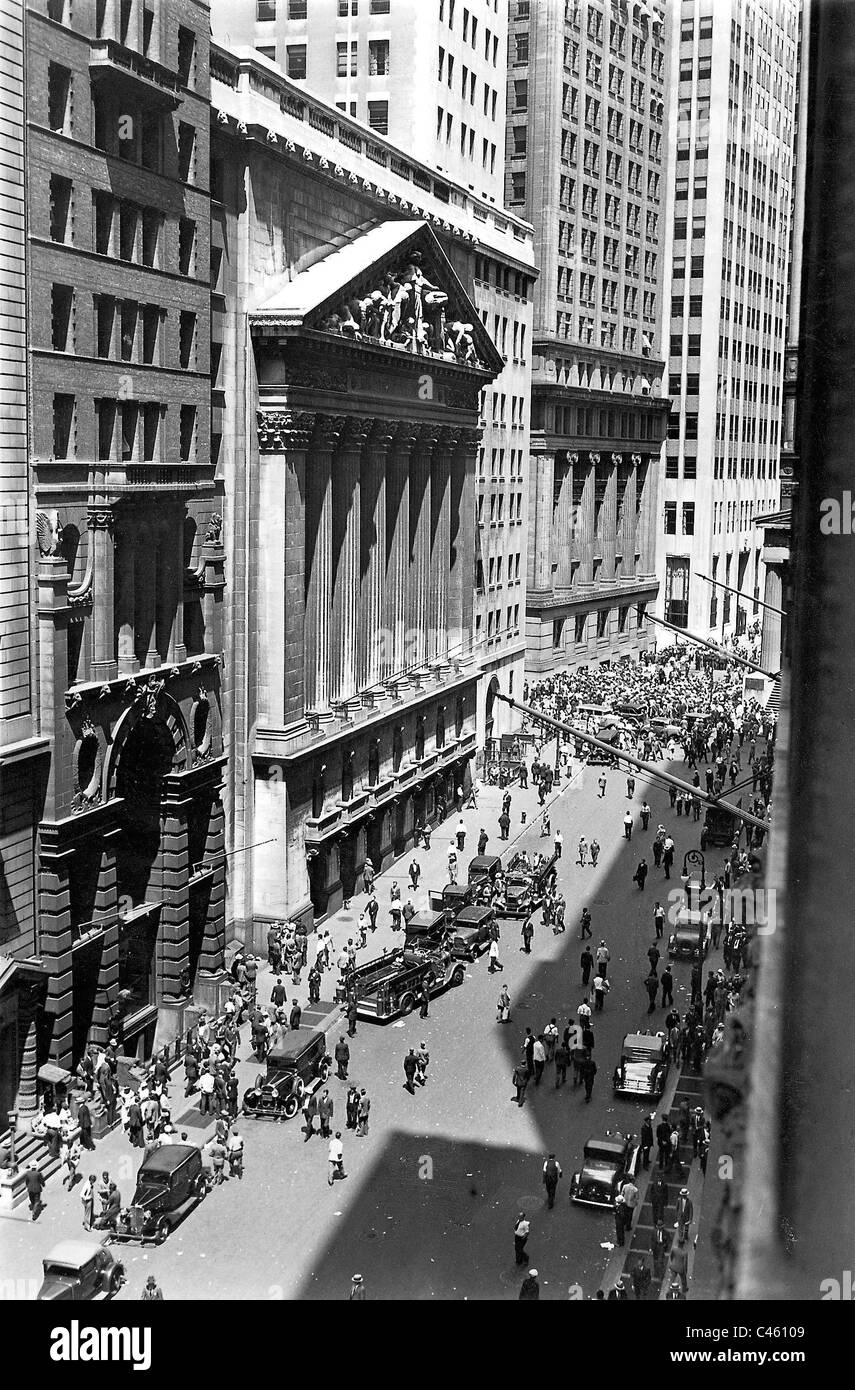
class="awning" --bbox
[0,954,46,994]
[38,1063,73,1087]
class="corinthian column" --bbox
[430,426,455,666]
[305,415,344,713]
[330,417,368,706]
[359,421,393,691]
[602,453,620,582]
[623,455,640,580]
[383,425,416,687]
[408,425,435,672]
[449,428,479,663]
[89,510,117,681]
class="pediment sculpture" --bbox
[315,249,483,368]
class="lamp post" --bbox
[7,1110,18,1175]
[681,849,707,960]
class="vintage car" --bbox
[613,701,647,727]
[37,1240,125,1301]
[569,1133,640,1209]
[404,909,449,953]
[495,850,557,919]
[668,906,711,961]
[109,1144,210,1245]
[428,882,477,926]
[612,1033,670,1098]
[586,724,620,766]
[467,854,503,887]
[450,904,495,961]
[243,1027,330,1119]
[700,803,743,851]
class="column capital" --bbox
[338,416,373,450]
[87,509,114,534]
[414,423,441,450]
[312,414,348,451]
[610,452,623,469]
[630,453,642,468]
[567,452,579,467]
[369,420,396,453]
[589,451,601,466]
[257,409,316,452]
[390,422,419,455]
[436,424,461,452]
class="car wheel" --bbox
[196,1176,210,1201]
[107,1265,124,1296]
[282,1094,300,1119]
[400,993,415,1015]
[451,966,465,987]
[155,1217,170,1245]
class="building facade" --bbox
[209,48,534,941]
[210,0,508,205]
[657,0,800,640]
[0,0,227,1115]
[506,0,670,676]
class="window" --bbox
[339,1,358,13]
[49,174,72,243]
[96,399,115,460]
[370,0,390,11]
[369,39,390,75]
[337,40,358,76]
[120,402,138,462]
[178,218,196,276]
[95,296,114,357]
[665,556,690,628]
[256,0,276,17]
[510,172,526,203]
[682,503,695,535]
[179,312,196,370]
[177,122,196,182]
[120,301,137,362]
[664,501,677,535]
[53,394,75,458]
[597,609,609,639]
[368,101,388,134]
[177,26,196,86]
[51,284,73,352]
[141,113,161,173]
[552,618,565,650]
[141,210,160,268]
[141,306,160,365]
[48,63,71,134]
[287,44,307,78]
[143,404,161,461]
[288,0,307,14]
[119,201,137,261]
[513,79,528,110]
[180,405,196,461]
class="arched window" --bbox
[435,706,445,750]
[393,726,403,773]
[455,697,464,738]
[342,750,354,803]
[312,764,326,818]
[368,740,380,788]
[415,717,425,762]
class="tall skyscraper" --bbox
[211,0,508,204]
[506,0,670,675]
[658,0,801,641]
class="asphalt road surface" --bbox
[3,745,715,1300]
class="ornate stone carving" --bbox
[87,510,113,533]
[65,690,83,711]
[138,678,165,721]
[257,410,316,452]
[631,454,642,468]
[312,415,348,450]
[589,452,601,466]
[204,513,223,545]
[611,452,623,468]
[567,452,579,467]
[313,247,485,367]
[36,511,63,556]
[339,417,373,450]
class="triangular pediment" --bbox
[250,219,503,377]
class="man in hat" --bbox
[514,1212,530,1265]
[141,1275,163,1301]
[24,1163,45,1220]
[542,1153,562,1209]
[349,1274,366,1301]
[519,1268,540,1300]
[676,1187,694,1244]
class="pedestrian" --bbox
[652,1220,669,1281]
[644,970,659,1014]
[514,1212,530,1265]
[141,1275,163,1301]
[519,1269,540,1300]
[640,801,651,830]
[577,836,588,866]
[634,858,649,890]
[592,973,610,1011]
[403,1049,418,1094]
[488,938,504,973]
[669,1239,689,1294]
[621,1176,639,1229]
[362,858,374,894]
[409,859,420,891]
[554,828,563,860]
[416,1042,429,1086]
[554,1039,569,1087]
[456,818,466,851]
[640,1114,654,1169]
[663,836,675,879]
[676,1187,694,1243]
[356,1089,371,1137]
[595,939,610,977]
[590,838,600,866]
[497,984,511,1022]
[289,998,302,1030]
[318,1089,334,1139]
[345,1085,359,1131]
[598,773,607,798]
[478,828,489,855]
[623,811,634,840]
[498,811,511,840]
[581,1052,597,1101]
[308,964,321,1004]
[302,1090,318,1141]
[650,1170,669,1224]
[346,996,358,1038]
[580,946,594,986]
[418,982,430,1019]
[521,918,534,954]
[627,775,636,798]
[614,1194,627,1247]
[661,966,674,1008]
[334,1036,350,1080]
[208,1136,226,1184]
[543,1017,559,1063]
[542,1154,562,1209]
[76,1097,93,1150]
[367,894,379,932]
[653,901,666,939]
[327,1132,346,1186]
[81,1173,96,1230]
[580,907,592,939]
[532,1036,546,1086]
[349,1274,366,1301]
[227,1127,244,1179]
[512,1061,529,1106]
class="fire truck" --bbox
[348,946,466,1021]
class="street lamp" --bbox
[681,849,707,962]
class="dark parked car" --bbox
[467,854,503,887]
[428,882,476,926]
[450,904,495,961]
[700,803,743,851]
[612,1033,670,1098]
[668,907,711,961]
[109,1144,210,1245]
[404,909,449,953]
[569,1133,639,1208]
[37,1240,125,1301]
[243,1026,330,1120]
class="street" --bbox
[1,742,718,1301]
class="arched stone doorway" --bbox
[115,718,177,905]
[485,675,500,751]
